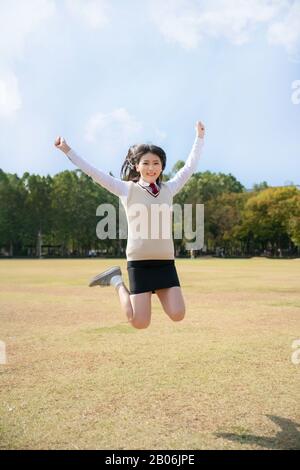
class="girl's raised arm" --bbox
[165,121,205,197]
[54,137,129,197]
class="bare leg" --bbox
[155,286,185,322]
[129,291,152,329]
[115,282,134,322]
[115,283,152,329]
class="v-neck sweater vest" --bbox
[121,181,174,261]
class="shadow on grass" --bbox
[81,323,136,335]
[215,415,300,450]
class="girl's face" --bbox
[135,152,163,183]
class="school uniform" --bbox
[66,136,204,295]
[125,177,179,294]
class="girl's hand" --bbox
[54,136,71,154]
[196,121,205,138]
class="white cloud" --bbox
[147,0,205,50]
[0,0,56,60]
[84,108,143,145]
[0,69,22,118]
[83,109,167,164]
[147,0,300,59]
[0,0,111,121]
[0,0,56,118]
[65,0,111,30]
[268,1,300,61]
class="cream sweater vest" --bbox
[121,181,175,261]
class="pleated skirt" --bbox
[127,259,181,295]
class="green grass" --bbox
[0,257,299,450]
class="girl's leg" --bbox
[115,283,134,322]
[115,283,152,329]
[155,286,185,322]
[129,291,152,329]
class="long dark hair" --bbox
[120,143,167,186]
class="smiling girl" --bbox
[55,121,205,329]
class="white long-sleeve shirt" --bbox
[65,136,204,198]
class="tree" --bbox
[0,172,27,256]
[22,172,53,257]
[240,186,300,254]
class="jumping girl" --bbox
[54,120,205,329]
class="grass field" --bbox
[0,257,299,450]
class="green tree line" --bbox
[0,165,299,258]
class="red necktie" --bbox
[149,182,159,195]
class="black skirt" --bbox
[127,259,181,295]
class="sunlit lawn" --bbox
[0,257,299,450]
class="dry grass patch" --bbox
[0,258,299,449]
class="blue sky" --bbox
[0,0,299,188]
